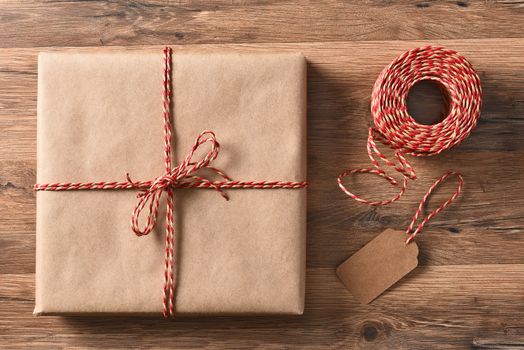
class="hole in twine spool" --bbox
[406,79,450,125]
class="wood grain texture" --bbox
[1,31,524,350]
[1,1,524,48]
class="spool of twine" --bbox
[338,46,482,242]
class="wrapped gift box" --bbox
[34,49,307,315]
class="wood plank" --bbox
[1,1,524,48]
[1,267,523,349]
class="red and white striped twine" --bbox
[34,47,307,318]
[338,46,481,243]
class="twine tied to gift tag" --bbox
[338,46,481,242]
[34,47,307,318]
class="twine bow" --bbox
[127,130,230,237]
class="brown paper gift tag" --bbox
[336,229,419,304]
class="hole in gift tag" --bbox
[336,229,418,304]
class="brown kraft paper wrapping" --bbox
[35,50,307,315]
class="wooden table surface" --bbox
[1,1,524,349]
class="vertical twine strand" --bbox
[162,47,175,318]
